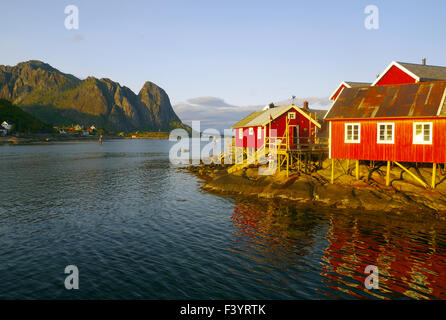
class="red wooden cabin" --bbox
[232,103,321,150]
[329,60,446,102]
[325,81,446,164]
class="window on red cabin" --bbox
[257,127,262,139]
[345,123,360,143]
[238,128,243,139]
[413,122,432,144]
[377,123,394,144]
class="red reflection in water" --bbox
[321,212,446,299]
[231,199,446,299]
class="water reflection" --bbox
[2,140,446,299]
[230,200,446,299]
[321,211,446,299]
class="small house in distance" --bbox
[1,121,12,131]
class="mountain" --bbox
[0,60,187,132]
[0,99,53,133]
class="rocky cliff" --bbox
[0,60,187,132]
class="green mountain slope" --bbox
[0,60,188,132]
[0,99,53,133]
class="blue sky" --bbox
[1,0,446,128]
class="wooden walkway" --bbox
[220,137,329,176]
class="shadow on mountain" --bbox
[21,104,108,129]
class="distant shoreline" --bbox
[0,135,108,145]
[0,134,172,145]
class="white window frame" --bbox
[248,127,254,135]
[344,123,361,143]
[377,122,395,144]
[413,122,433,145]
[288,112,296,119]
[257,127,262,139]
[238,128,243,139]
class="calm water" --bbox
[1,139,446,299]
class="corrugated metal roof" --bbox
[325,81,446,120]
[232,111,264,128]
[345,81,371,88]
[398,62,446,81]
[232,105,321,128]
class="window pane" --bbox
[423,124,431,141]
[416,124,422,135]
[386,125,392,141]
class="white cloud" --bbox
[173,96,331,132]
[186,96,238,108]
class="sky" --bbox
[1,0,446,129]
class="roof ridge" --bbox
[397,61,446,68]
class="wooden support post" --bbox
[331,158,334,184]
[286,154,289,177]
[355,160,359,180]
[305,153,308,174]
[394,161,428,188]
[386,161,390,186]
[432,163,437,189]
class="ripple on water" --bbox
[1,140,446,299]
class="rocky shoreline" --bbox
[185,160,446,216]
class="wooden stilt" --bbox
[432,163,437,189]
[355,160,359,180]
[394,161,428,188]
[298,153,301,171]
[305,153,308,174]
[386,161,390,186]
[331,158,334,184]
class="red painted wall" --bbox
[246,126,257,148]
[235,108,318,149]
[235,126,263,148]
[235,128,244,147]
[329,119,446,163]
[266,109,317,149]
[375,65,417,86]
